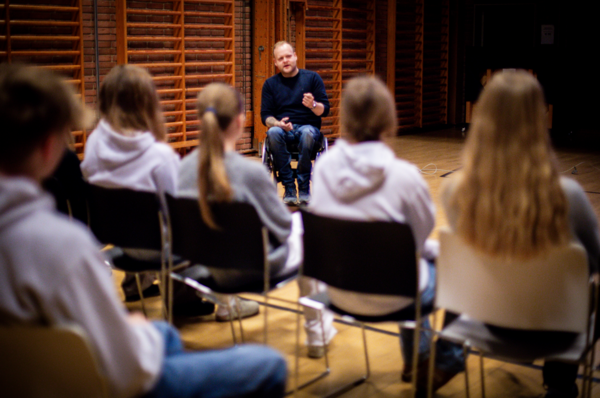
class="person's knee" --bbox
[267,127,285,142]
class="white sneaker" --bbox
[215,299,259,322]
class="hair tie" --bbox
[205,106,217,115]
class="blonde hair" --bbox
[273,41,293,57]
[0,63,92,172]
[99,65,165,141]
[341,76,397,142]
[196,83,244,229]
[447,70,569,259]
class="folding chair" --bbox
[0,323,109,398]
[165,194,297,345]
[86,183,182,320]
[433,227,599,398]
[297,209,428,397]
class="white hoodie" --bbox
[0,176,163,398]
[309,139,435,316]
[81,120,180,195]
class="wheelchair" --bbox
[261,134,328,184]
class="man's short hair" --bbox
[0,63,90,172]
[273,41,294,57]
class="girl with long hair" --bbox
[309,75,464,386]
[81,65,180,302]
[178,82,302,322]
[442,70,600,398]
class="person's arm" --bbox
[151,146,181,196]
[563,177,600,274]
[302,93,325,117]
[49,238,163,398]
[309,73,330,118]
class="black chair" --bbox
[261,135,328,184]
[297,209,428,397]
[86,183,179,320]
[165,194,297,344]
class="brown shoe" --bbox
[402,359,461,397]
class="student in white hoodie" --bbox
[309,76,464,393]
[81,65,180,301]
[0,64,286,398]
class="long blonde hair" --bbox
[99,65,166,141]
[447,70,569,259]
[196,83,244,229]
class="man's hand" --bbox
[266,116,293,131]
[303,92,324,116]
[302,93,315,109]
[278,117,293,132]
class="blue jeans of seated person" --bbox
[399,261,465,373]
[267,124,322,193]
[144,322,287,398]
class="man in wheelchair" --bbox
[261,41,330,205]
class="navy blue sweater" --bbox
[260,69,330,130]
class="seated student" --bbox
[81,65,212,317]
[81,64,178,301]
[308,76,464,390]
[442,70,600,398]
[0,64,287,398]
[178,82,309,323]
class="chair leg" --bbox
[226,301,238,346]
[134,273,148,318]
[263,293,269,345]
[361,323,371,380]
[290,305,330,395]
[463,343,471,398]
[234,296,245,343]
[427,314,438,398]
[411,322,422,398]
[479,352,485,398]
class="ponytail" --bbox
[196,83,244,229]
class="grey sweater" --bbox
[178,150,292,287]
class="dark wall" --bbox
[454,0,600,143]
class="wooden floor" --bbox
[118,128,600,398]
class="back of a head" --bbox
[341,76,397,143]
[99,65,165,140]
[0,64,87,173]
[449,70,569,259]
[196,83,244,229]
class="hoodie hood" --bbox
[86,120,156,171]
[0,176,54,232]
[322,139,395,203]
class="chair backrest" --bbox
[437,228,590,333]
[87,183,163,250]
[0,323,109,398]
[166,194,266,271]
[300,209,418,296]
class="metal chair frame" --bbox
[296,209,427,398]
[262,134,328,184]
[431,228,599,398]
[165,194,298,345]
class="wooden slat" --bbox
[126,8,180,16]
[127,36,182,42]
[130,62,183,68]
[183,37,233,42]
[127,50,182,55]
[37,64,81,70]
[183,24,232,30]
[11,50,80,56]
[126,22,181,29]
[184,61,233,67]
[185,73,233,80]
[9,4,78,12]
[10,35,80,41]
[9,20,80,26]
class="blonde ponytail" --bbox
[196,83,244,229]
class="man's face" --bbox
[273,44,298,77]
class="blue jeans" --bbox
[399,261,465,373]
[266,124,322,192]
[144,322,287,398]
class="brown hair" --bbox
[340,76,397,142]
[196,83,244,229]
[0,63,91,172]
[99,65,165,141]
[446,70,570,259]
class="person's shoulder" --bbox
[149,140,179,160]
